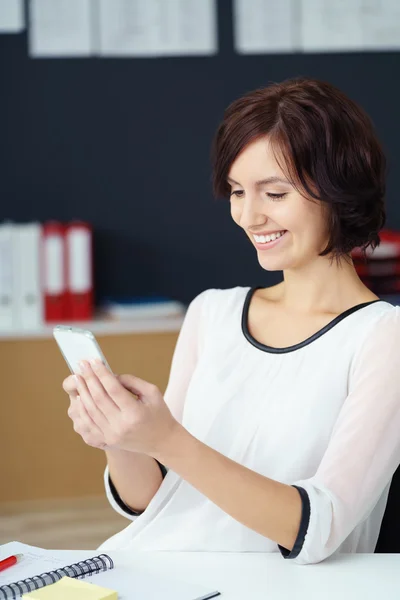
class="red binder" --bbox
[65,221,93,320]
[42,221,67,322]
[351,229,400,295]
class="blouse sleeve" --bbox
[282,306,400,565]
[161,289,208,422]
[104,289,209,519]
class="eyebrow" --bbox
[227,176,291,187]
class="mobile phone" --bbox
[53,325,113,374]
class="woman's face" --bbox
[228,137,330,272]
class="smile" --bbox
[253,230,287,243]
[252,230,288,250]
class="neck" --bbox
[278,254,374,315]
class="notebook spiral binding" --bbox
[0,554,114,599]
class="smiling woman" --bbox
[64,77,400,566]
[212,77,385,268]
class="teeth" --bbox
[253,230,286,244]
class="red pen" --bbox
[0,554,23,572]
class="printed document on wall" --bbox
[0,0,24,32]
[98,0,217,57]
[301,0,400,52]
[233,0,297,54]
[28,0,94,57]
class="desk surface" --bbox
[111,551,399,600]
[51,549,399,600]
[1,546,400,600]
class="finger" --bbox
[76,396,107,449]
[75,372,111,428]
[67,394,81,421]
[78,362,122,420]
[68,393,107,449]
[78,360,121,415]
[68,396,92,438]
[86,360,136,410]
[116,374,140,398]
[62,374,79,396]
[114,372,158,403]
[91,360,155,401]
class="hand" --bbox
[71,359,180,456]
[63,374,108,449]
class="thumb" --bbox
[116,374,155,398]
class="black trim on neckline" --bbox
[242,286,384,355]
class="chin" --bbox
[258,257,288,271]
[257,250,295,271]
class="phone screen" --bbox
[53,326,112,374]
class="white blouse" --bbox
[98,286,400,565]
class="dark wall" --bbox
[1,1,400,305]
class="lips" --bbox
[253,230,287,243]
[253,230,287,237]
[253,230,288,250]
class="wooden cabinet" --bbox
[0,326,179,502]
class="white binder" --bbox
[13,222,44,330]
[0,222,14,331]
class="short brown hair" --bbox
[212,77,386,261]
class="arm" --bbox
[152,424,303,550]
[151,307,400,563]
[105,451,166,517]
[105,290,207,518]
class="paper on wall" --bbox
[301,0,400,53]
[0,0,24,32]
[28,0,94,57]
[98,0,217,57]
[233,0,298,54]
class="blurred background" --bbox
[1,0,400,550]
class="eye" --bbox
[230,190,244,198]
[267,193,287,201]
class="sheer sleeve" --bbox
[104,289,209,518]
[283,306,400,565]
[162,289,208,423]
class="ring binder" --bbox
[0,554,114,599]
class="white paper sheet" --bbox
[233,0,298,54]
[92,566,220,600]
[98,0,217,57]
[301,0,400,53]
[0,542,219,600]
[0,542,83,585]
[28,0,94,57]
[0,0,24,32]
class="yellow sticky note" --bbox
[22,576,117,600]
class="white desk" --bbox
[109,551,400,600]
[37,549,400,600]
[1,546,400,600]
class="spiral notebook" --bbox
[0,542,221,600]
[0,551,113,600]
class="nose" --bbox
[238,192,268,231]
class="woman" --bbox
[63,77,400,565]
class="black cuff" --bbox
[156,459,168,478]
[108,459,168,516]
[278,485,310,559]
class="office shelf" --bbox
[0,314,185,340]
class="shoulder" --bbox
[360,302,399,331]
[186,286,252,329]
[339,299,398,338]
[189,286,252,310]
[351,302,400,348]
[365,303,400,341]
[350,303,400,378]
